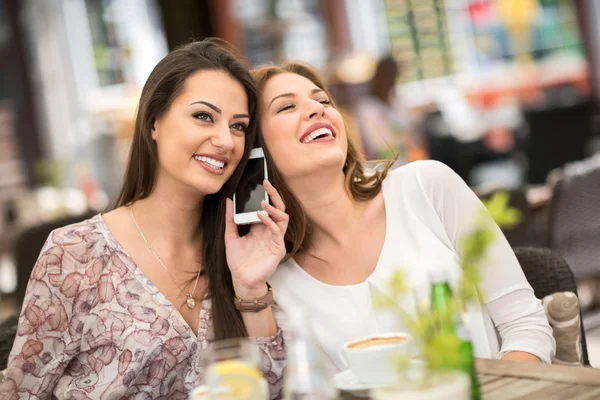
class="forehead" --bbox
[262,73,321,101]
[177,69,248,108]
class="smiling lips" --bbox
[193,154,227,175]
[300,123,336,144]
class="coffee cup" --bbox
[340,332,412,385]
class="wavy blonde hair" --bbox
[252,62,396,258]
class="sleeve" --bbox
[248,328,286,400]
[415,160,556,363]
[0,235,81,398]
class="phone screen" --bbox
[235,157,266,214]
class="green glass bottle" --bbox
[430,272,481,400]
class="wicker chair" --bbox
[546,154,600,280]
[0,314,18,372]
[513,246,590,366]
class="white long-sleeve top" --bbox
[269,160,555,371]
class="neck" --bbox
[132,179,204,249]
[288,169,365,248]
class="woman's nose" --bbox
[211,125,235,151]
[304,100,325,120]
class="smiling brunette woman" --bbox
[253,62,555,373]
[0,40,288,399]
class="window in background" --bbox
[382,0,584,83]
[471,0,583,66]
[233,0,328,68]
[383,0,457,83]
[84,0,131,87]
[0,1,29,216]
[233,0,282,66]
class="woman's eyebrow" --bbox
[190,101,248,119]
[268,93,295,109]
[189,100,221,114]
[268,88,326,109]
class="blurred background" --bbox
[1,0,600,363]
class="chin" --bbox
[188,176,230,196]
[197,184,224,196]
[316,148,346,167]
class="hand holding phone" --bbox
[233,148,269,225]
[225,157,289,297]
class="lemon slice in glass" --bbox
[208,360,267,400]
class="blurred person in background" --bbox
[354,55,426,163]
[423,88,522,188]
[252,61,554,373]
[0,39,288,399]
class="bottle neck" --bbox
[431,281,452,310]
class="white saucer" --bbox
[333,370,386,397]
[333,360,425,398]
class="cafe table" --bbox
[340,358,600,399]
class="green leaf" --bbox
[482,192,522,229]
[387,269,410,296]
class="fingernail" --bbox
[259,210,268,217]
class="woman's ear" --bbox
[151,118,158,141]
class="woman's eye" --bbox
[231,122,248,133]
[277,104,295,113]
[192,112,213,123]
[319,99,331,105]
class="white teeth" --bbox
[302,128,333,144]
[193,155,225,169]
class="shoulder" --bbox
[386,159,456,182]
[22,214,119,308]
[382,161,476,222]
[45,214,110,249]
[384,160,459,194]
[38,214,115,274]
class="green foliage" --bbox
[375,192,521,374]
[483,192,521,229]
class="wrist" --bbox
[233,281,269,300]
[234,283,273,313]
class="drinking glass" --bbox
[196,338,268,400]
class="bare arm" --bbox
[224,180,289,398]
[502,351,542,363]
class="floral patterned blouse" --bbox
[0,215,286,399]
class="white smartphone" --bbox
[233,148,269,225]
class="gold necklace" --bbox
[130,207,201,309]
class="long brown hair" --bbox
[252,62,395,259]
[116,39,256,339]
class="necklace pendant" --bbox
[186,294,196,309]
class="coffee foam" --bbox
[347,336,407,350]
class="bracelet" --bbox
[234,284,274,313]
